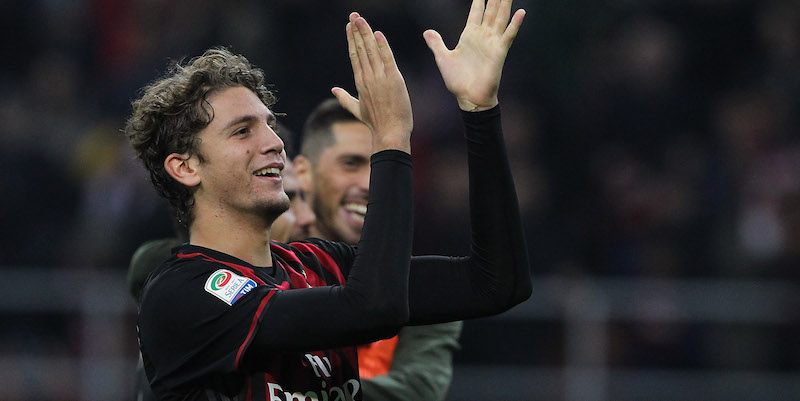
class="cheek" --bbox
[315,172,342,199]
[327,176,352,199]
[221,151,250,176]
[318,181,342,208]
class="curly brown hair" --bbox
[124,48,276,226]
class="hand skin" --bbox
[423,0,526,112]
[332,13,413,155]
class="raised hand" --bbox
[423,0,525,111]
[332,12,413,153]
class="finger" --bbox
[501,9,526,48]
[423,29,449,62]
[483,0,500,29]
[331,87,361,119]
[494,0,513,31]
[355,17,385,77]
[346,22,366,92]
[374,31,397,70]
[351,17,376,82]
[465,0,485,26]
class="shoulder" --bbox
[139,253,219,315]
[144,248,221,292]
[139,245,268,316]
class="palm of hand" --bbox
[424,0,525,112]
[440,25,507,109]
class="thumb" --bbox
[423,30,448,61]
[331,87,361,119]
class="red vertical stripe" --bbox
[270,243,327,287]
[269,244,304,265]
[302,267,326,288]
[234,289,277,370]
[290,243,347,285]
[275,259,310,289]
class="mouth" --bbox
[343,202,367,224]
[253,167,282,178]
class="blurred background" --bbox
[1,0,799,400]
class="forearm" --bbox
[249,150,412,354]
[407,106,531,325]
[462,106,531,306]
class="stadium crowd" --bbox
[1,0,798,398]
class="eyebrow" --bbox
[338,153,370,161]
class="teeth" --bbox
[344,203,367,216]
[254,167,280,177]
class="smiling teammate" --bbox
[127,2,530,400]
[295,100,370,244]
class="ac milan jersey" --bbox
[138,239,363,401]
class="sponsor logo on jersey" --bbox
[204,269,257,306]
[267,379,360,401]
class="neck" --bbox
[189,203,274,267]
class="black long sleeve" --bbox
[406,106,532,325]
[245,150,413,353]
[247,105,530,348]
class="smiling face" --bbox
[189,86,289,225]
[309,121,372,245]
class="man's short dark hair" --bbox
[124,48,276,226]
[300,98,360,163]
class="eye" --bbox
[234,127,249,137]
[341,157,362,171]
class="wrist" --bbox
[457,97,499,112]
[373,134,411,154]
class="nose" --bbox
[260,123,284,155]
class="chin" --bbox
[256,198,291,220]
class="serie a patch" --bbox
[204,269,257,306]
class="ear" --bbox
[164,153,201,187]
[292,155,314,193]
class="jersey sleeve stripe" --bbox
[234,289,277,370]
[290,243,347,285]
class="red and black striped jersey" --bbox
[138,239,365,401]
